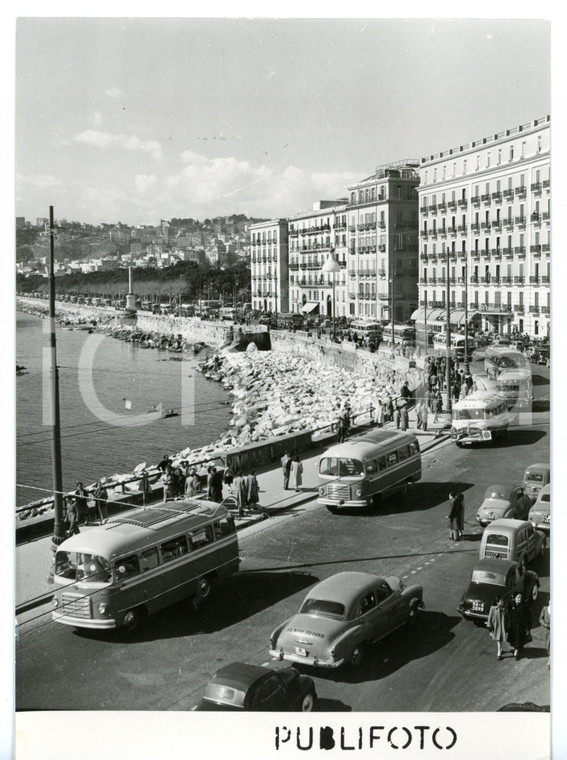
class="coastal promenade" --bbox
[15,411,449,624]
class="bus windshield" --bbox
[56,551,112,584]
[455,408,485,420]
[319,457,364,478]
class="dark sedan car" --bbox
[193,661,316,712]
[458,559,539,621]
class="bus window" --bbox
[140,547,160,572]
[365,461,376,474]
[387,451,399,466]
[319,457,364,477]
[398,445,410,461]
[161,536,189,561]
[409,441,419,456]
[377,456,387,471]
[77,554,112,583]
[116,555,140,579]
[191,526,215,550]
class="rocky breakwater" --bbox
[197,343,412,449]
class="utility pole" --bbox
[445,248,452,417]
[47,207,66,581]
[464,253,470,374]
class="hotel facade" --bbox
[249,219,289,314]
[415,116,550,340]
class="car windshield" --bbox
[485,488,509,500]
[55,551,112,583]
[455,408,485,420]
[485,534,509,547]
[299,598,346,620]
[319,457,364,478]
[526,472,545,483]
[471,570,507,586]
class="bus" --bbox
[432,332,476,360]
[384,324,416,346]
[219,306,236,321]
[51,498,239,632]
[451,391,515,446]
[484,346,530,379]
[351,320,383,339]
[317,429,422,512]
[495,368,533,408]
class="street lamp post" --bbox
[445,248,452,417]
[323,248,341,340]
[464,253,470,374]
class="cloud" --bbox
[105,87,123,99]
[75,130,162,160]
[134,174,158,192]
[91,110,102,127]
[17,173,64,189]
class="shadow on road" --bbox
[490,429,547,448]
[297,611,461,685]
[76,570,318,644]
[315,698,353,712]
[377,481,475,516]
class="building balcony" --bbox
[540,276,550,284]
[378,244,386,252]
[419,277,427,284]
[503,188,514,200]
[457,225,467,234]
[541,305,550,314]
[530,245,542,255]
[458,250,468,259]
[479,303,513,314]
[503,218,514,229]
[428,253,438,261]
[542,212,550,222]
[492,192,502,203]
[481,194,492,204]
[438,203,447,213]
[438,228,447,238]
[457,199,468,209]
[379,269,387,278]
[448,200,458,211]
[471,249,481,259]
[420,230,428,237]
[429,301,445,308]
[531,213,541,224]
[428,229,438,238]
[492,220,503,231]
[531,182,542,194]
[420,253,428,261]
[470,276,479,284]
[288,263,299,270]
[419,206,429,214]
[378,221,386,229]
[542,244,550,253]
[514,276,525,284]
[349,225,356,232]
[491,248,502,258]
[471,196,481,206]
[529,276,540,284]
[529,305,540,314]
[503,247,513,257]
[471,223,480,233]
[502,276,513,284]
[349,292,357,300]
[429,204,437,214]
[515,216,526,227]
[515,186,527,197]
[515,246,526,257]
[447,226,458,237]
[514,304,525,313]
[481,249,491,258]
[480,222,491,230]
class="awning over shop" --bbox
[301,302,320,314]
[413,308,481,326]
[410,308,425,321]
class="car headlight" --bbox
[97,602,107,614]
[52,597,59,608]
[318,487,325,496]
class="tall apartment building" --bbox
[249,219,289,314]
[346,161,420,322]
[416,116,550,340]
[287,201,348,316]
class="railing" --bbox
[541,305,550,314]
[492,192,502,202]
[457,199,468,208]
[531,182,542,193]
[531,245,542,254]
[471,196,480,205]
[481,194,491,204]
[513,304,525,312]
[515,186,526,196]
[515,246,526,256]
[529,305,540,313]
[514,276,525,284]
[515,217,526,226]
[503,188,514,199]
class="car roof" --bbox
[305,571,383,605]
[209,662,275,691]
[453,391,506,409]
[322,429,417,460]
[484,485,517,498]
[524,463,550,473]
[484,518,530,531]
[474,558,517,573]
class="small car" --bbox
[529,483,551,533]
[479,518,546,565]
[476,485,531,527]
[192,661,316,712]
[269,571,424,669]
[458,559,539,621]
[522,463,550,501]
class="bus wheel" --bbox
[197,576,212,600]
[122,607,144,633]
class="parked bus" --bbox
[51,498,239,632]
[383,324,416,346]
[219,306,236,320]
[495,368,533,408]
[432,332,476,360]
[484,346,530,379]
[317,429,421,512]
[451,391,515,446]
[351,320,383,339]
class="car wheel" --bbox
[298,690,315,712]
[348,643,365,668]
[407,604,420,626]
[122,607,144,633]
[197,576,212,600]
[531,584,539,602]
[539,538,546,555]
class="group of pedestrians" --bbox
[487,593,549,662]
[281,452,303,492]
[65,480,109,536]
[214,467,260,518]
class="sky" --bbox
[14,17,551,226]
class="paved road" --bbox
[16,406,550,712]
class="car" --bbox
[269,571,424,669]
[192,661,317,712]
[476,484,531,527]
[479,518,546,565]
[522,463,550,501]
[529,483,551,533]
[458,559,540,621]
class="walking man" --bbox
[74,482,89,525]
[281,452,292,490]
[93,481,109,524]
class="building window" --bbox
[509,145,514,162]
[537,136,542,154]
[476,155,480,170]
[497,149,502,165]
[463,159,467,174]
[486,152,491,168]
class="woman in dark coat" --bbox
[507,592,531,659]
[487,597,508,659]
[447,492,465,540]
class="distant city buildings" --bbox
[249,219,289,313]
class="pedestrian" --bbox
[246,469,260,510]
[433,390,443,423]
[420,400,428,432]
[539,602,550,668]
[158,453,171,472]
[162,465,175,502]
[173,466,185,497]
[139,469,151,505]
[93,481,108,524]
[400,403,409,431]
[375,400,384,427]
[207,466,224,502]
[507,592,532,659]
[65,496,80,537]
[447,491,465,540]
[393,406,401,429]
[223,465,234,491]
[486,597,509,660]
[289,456,303,492]
[281,451,292,489]
[74,482,89,525]
[233,470,248,517]
[400,381,411,401]
[386,395,394,423]
[185,468,199,497]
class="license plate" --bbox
[295,647,307,657]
